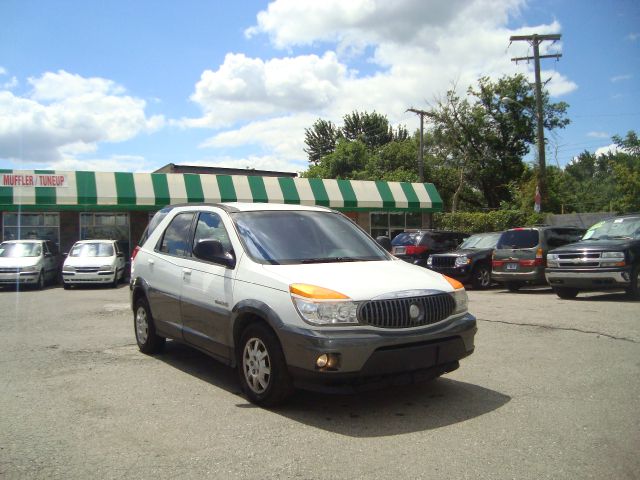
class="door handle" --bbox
[182,268,192,275]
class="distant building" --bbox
[154,163,297,178]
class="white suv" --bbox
[130,203,477,406]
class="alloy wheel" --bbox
[242,338,271,394]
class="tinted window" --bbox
[497,230,540,249]
[158,213,195,256]
[192,212,232,252]
[233,210,388,265]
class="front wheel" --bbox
[472,265,491,289]
[626,265,640,300]
[238,323,293,407]
[134,297,165,354]
[36,271,45,290]
[554,287,579,299]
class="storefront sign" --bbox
[1,174,68,188]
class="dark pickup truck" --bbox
[545,215,640,299]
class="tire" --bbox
[554,287,579,299]
[63,283,70,290]
[505,281,522,292]
[471,265,491,289]
[36,271,45,290]
[134,297,166,354]
[111,274,119,288]
[626,265,640,300]
[237,323,293,407]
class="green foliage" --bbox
[609,131,640,212]
[433,210,545,233]
[304,119,340,164]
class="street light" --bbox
[501,96,545,213]
[406,108,428,182]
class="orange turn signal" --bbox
[443,275,464,290]
[289,284,350,300]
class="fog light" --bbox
[316,354,329,368]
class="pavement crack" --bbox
[478,318,638,343]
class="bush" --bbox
[433,210,545,233]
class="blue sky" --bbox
[1,0,638,174]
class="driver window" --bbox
[193,212,232,252]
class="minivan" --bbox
[492,226,585,291]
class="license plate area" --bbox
[506,263,518,271]
[393,247,406,255]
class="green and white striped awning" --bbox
[0,170,442,212]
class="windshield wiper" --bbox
[300,257,362,264]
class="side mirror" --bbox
[117,252,124,258]
[193,239,236,268]
[62,252,68,257]
[44,252,52,257]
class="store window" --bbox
[3,213,60,245]
[80,213,130,257]
[370,212,424,241]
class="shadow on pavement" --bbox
[156,341,511,437]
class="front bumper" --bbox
[63,271,116,284]
[546,267,631,289]
[0,272,39,284]
[277,313,477,393]
[428,266,473,283]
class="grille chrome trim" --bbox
[358,293,455,329]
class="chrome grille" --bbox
[431,256,456,268]
[0,268,19,273]
[75,267,100,273]
[555,251,613,268]
[358,293,455,329]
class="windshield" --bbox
[232,210,389,265]
[69,242,115,257]
[391,232,422,246]
[497,230,540,249]
[460,233,501,249]
[583,217,640,240]
[0,242,42,257]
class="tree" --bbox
[304,119,340,165]
[609,131,640,212]
[426,74,570,210]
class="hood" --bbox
[258,259,455,300]
[64,256,116,268]
[0,257,41,268]
[431,247,494,258]
[551,239,638,253]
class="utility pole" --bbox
[509,33,562,212]
[406,108,428,182]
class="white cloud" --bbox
[3,154,151,173]
[182,155,305,174]
[595,143,620,157]
[0,70,164,163]
[587,131,609,139]
[0,66,6,76]
[610,74,632,83]
[627,32,639,41]
[182,52,347,128]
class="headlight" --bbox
[291,284,360,326]
[18,266,38,273]
[444,276,468,315]
[547,253,559,261]
[601,251,625,267]
[63,265,76,272]
[451,289,469,315]
[454,255,470,267]
[99,265,114,272]
[426,256,433,266]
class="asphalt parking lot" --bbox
[0,284,638,479]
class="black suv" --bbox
[391,230,469,267]
[545,215,640,299]
[492,226,585,291]
[426,232,502,289]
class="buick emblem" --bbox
[409,303,422,321]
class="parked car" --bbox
[130,203,477,406]
[492,226,585,291]
[0,239,62,289]
[426,232,502,289]
[391,230,469,267]
[62,239,127,289]
[545,215,640,299]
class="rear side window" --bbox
[497,230,540,249]
[158,213,195,257]
[138,207,174,248]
